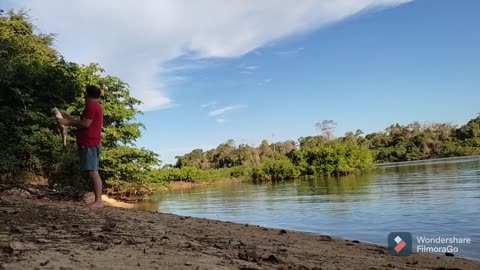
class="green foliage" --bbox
[170,136,373,183]
[148,167,238,183]
[0,11,160,193]
[101,146,159,183]
[292,139,373,177]
[48,145,89,194]
[250,158,299,183]
[175,149,208,169]
[367,118,480,163]
[170,117,480,183]
[1,11,81,181]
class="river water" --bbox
[134,157,480,259]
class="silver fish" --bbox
[52,107,68,153]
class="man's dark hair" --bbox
[86,85,101,99]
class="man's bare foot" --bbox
[87,201,104,208]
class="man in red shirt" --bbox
[59,85,104,208]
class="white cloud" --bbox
[13,0,412,111]
[258,78,273,86]
[208,105,245,117]
[216,118,226,124]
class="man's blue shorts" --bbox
[78,144,101,171]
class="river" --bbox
[134,156,480,259]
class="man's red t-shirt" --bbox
[76,100,103,147]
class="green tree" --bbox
[1,10,81,180]
[315,120,337,140]
[0,11,159,192]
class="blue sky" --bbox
[6,0,480,164]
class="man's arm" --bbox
[58,117,92,128]
[60,103,96,128]
[60,111,75,121]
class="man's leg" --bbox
[88,170,103,208]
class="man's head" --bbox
[85,85,101,100]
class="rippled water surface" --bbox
[134,157,480,259]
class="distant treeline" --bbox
[159,116,480,182]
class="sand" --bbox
[1,193,479,270]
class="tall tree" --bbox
[315,120,337,140]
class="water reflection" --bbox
[134,157,480,259]
[296,174,375,196]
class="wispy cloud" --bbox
[162,59,215,73]
[201,101,217,108]
[216,118,225,124]
[12,0,413,111]
[238,64,259,75]
[208,105,246,117]
[258,78,273,86]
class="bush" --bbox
[148,167,239,183]
[47,146,89,196]
[251,158,298,183]
[293,140,373,177]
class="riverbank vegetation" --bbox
[1,11,479,199]
[170,137,374,183]
[166,115,480,183]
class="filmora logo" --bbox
[388,232,412,256]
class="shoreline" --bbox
[167,178,247,191]
[1,194,479,270]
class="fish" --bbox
[101,83,107,97]
[52,107,68,153]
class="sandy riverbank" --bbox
[1,194,479,270]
